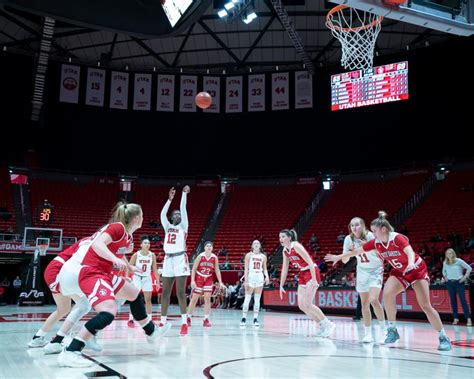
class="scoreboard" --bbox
[331,61,409,111]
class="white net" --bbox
[37,244,48,256]
[326,5,383,70]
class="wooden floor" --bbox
[0,305,473,378]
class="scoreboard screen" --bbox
[331,61,409,111]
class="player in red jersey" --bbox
[279,229,335,338]
[57,202,169,368]
[27,239,101,353]
[187,241,225,327]
[325,211,451,351]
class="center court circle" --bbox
[203,354,473,378]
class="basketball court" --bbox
[0,305,472,378]
[1,1,473,378]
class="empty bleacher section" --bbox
[29,174,119,239]
[404,169,474,264]
[212,179,319,269]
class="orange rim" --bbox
[326,4,384,33]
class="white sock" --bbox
[57,330,66,337]
[36,329,47,337]
[181,314,187,324]
[204,314,209,320]
[242,294,252,318]
[160,316,167,324]
[129,313,133,321]
[378,320,386,330]
[438,328,447,337]
[388,321,397,328]
[320,317,330,326]
[364,325,372,336]
[253,294,261,319]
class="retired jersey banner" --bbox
[179,75,197,112]
[157,74,175,112]
[133,73,152,111]
[203,76,220,113]
[225,76,243,113]
[59,64,80,104]
[85,68,105,107]
[248,74,265,112]
[271,72,289,110]
[110,71,129,110]
[295,71,313,109]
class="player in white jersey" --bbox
[240,240,270,328]
[341,217,386,343]
[127,237,161,327]
[160,185,191,335]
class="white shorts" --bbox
[57,259,85,297]
[356,267,384,293]
[132,274,153,292]
[247,274,264,288]
[162,253,190,277]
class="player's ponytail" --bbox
[370,210,394,232]
[110,201,142,228]
[280,229,298,241]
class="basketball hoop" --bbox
[37,244,48,256]
[326,5,383,70]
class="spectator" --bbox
[442,248,472,326]
[148,219,160,228]
[337,231,345,244]
[464,228,474,250]
[235,285,246,309]
[341,275,348,286]
[220,258,231,271]
[318,260,328,273]
[219,246,228,258]
[228,281,240,308]
[0,276,10,304]
[309,233,320,252]
[12,276,22,304]
[431,232,444,242]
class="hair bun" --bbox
[378,210,388,219]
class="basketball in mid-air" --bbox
[195,91,212,109]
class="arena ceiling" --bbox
[0,0,458,74]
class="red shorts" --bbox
[44,259,64,294]
[193,274,213,294]
[298,265,321,287]
[78,266,126,307]
[390,259,429,289]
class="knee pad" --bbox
[84,312,115,335]
[130,293,148,321]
